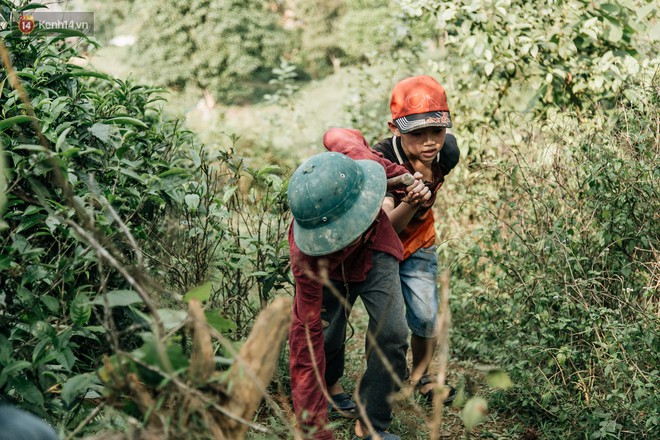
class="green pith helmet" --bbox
[288,152,386,256]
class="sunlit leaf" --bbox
[90,290,143,307]
[649,22,660,41]
[183,281,213,303]
[185,194,200,210]
[461,396,488,430]
[486,370,513,389]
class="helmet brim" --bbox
[293,159,386,256]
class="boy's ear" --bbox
[387,121,401,136]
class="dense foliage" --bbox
[396,0,658,159]
[133,0,292,102]
[441,76,659,437]
[1,0,658,438]
[387,0,660,435]
[0,1,290,434]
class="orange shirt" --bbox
[398,206,436,259]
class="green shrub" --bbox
[395,0,658,159]
[0,1,292,433]
[445,73,659,438]
[133,0,294,103]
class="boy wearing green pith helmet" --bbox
[287,135,429,440]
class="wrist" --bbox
[400,199,419,208]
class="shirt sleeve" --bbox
[439,133,460,174]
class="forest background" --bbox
[0,0,658,439]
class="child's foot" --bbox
[415,374,456,405]
[354,420,401,440]
[327,392,357,419]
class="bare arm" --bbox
[382,172,431,233]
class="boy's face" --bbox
[389,122,446,166]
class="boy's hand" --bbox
[401,172,431,206]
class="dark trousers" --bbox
[322,251,408,431]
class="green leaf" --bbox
[120,168,145,183]
[12,377,44,405]
[183,281,213,303]
[14,144,48,152]
[55,126,73,151]
[0,335,11,365]
[40,295,59,313]
[90,290,143,307]
[104,117,148,129]
[158,168,188,178]
[451,383,467,409]
[0,144,6,230]
[70,294,91,326]
[89,122,114,143]
[1,360,32,377]
[185,194,200,210]
[59,70,111,80]
[156,309,188,331]
[461,396,488,430]
[486,370,513,389]
[604,19,623,43]
[205,310,237,333]
[18,3,48,12]
[222,186,237,204]
[61,373,96,406]
[45,28,87,39]
[0,115,33,132]
[190,149,201,168]
[55,348,76,371]
[600,3,621,15]
[44,70,111,86]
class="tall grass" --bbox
[442,72,659,438]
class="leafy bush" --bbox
[444,72,659,438]
[395,0,658,158]
[0,1,292,433]
[133,0,294,103]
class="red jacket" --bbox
[288,211,403,439]
[288,128,405,439]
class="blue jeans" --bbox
[400,245,438,338]
[322,251,409,431]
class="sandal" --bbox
[327,392,357,419]
[416,374,456,405]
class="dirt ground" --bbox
[250,297,532,440]
[325,298,532,440]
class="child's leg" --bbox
[355,252,408,432]
[399,245,439,381]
